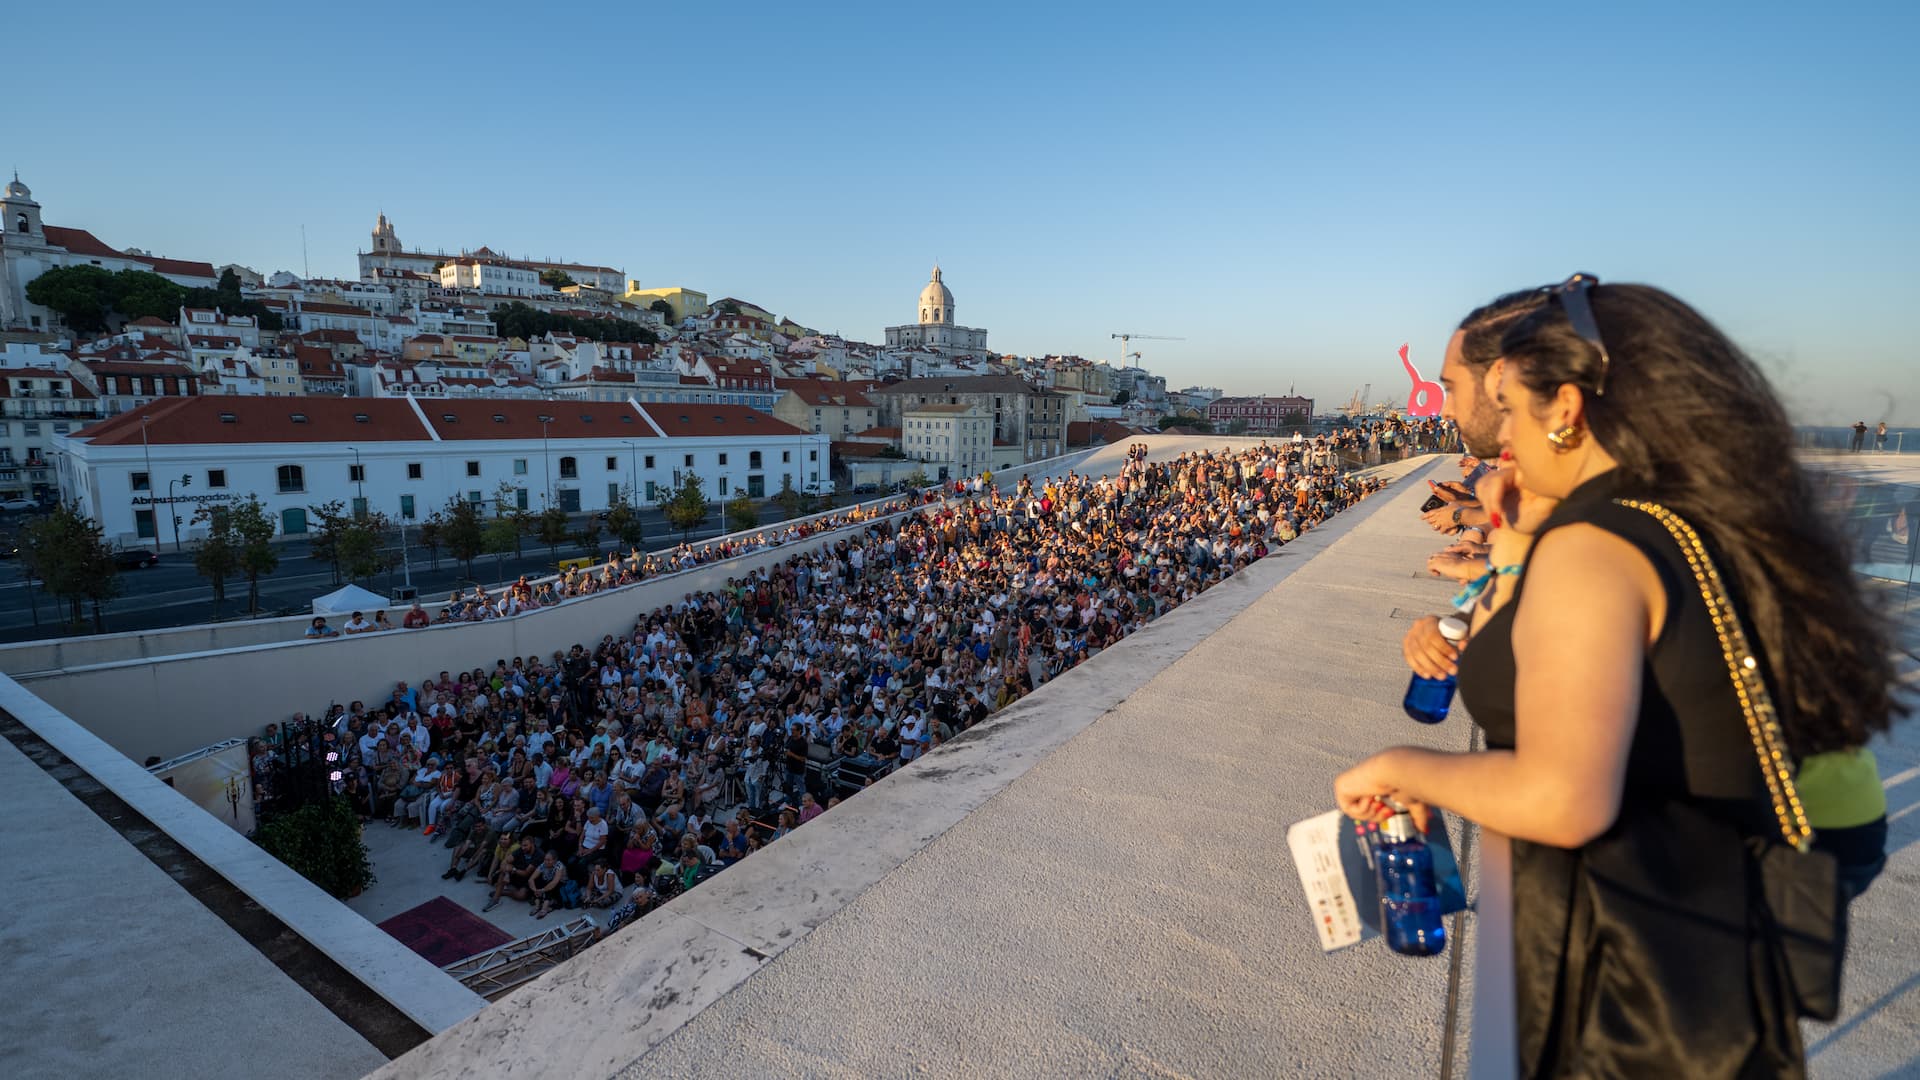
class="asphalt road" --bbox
[0,498,823,642]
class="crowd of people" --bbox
[255,438,1391,937]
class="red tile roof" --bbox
[41,226,216,280]
[853,426,901,440]
[77,397,432,445]
[637,404,804,439]
[774,378,875,408]
[419,400,661,441]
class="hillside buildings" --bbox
[358,213,625,293]
[883,267,989,359]
[1206,394,1314,433]
[0,176,218,331]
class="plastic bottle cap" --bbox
[1436,616,1469,643]
[1383,812,1417,842]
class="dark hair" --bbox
[1499,283,1903,755]
[1457,287,1550,370]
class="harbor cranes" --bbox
[1111,332,1183,368]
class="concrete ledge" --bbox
[369,453,1440,1079]
[0,673,489,1036]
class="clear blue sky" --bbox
[14,2,1917,424]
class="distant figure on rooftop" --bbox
[1850,419,1868,450]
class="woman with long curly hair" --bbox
[1338,277,1900,1077]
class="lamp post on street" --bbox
[537,415,553,506]
[167,473,191,553]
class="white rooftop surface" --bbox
[370,455,1920,1080]
[0,732,387,1080]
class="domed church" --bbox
[884,265,990,358]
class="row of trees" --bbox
[24,266,282,334]
[489,301,659,345]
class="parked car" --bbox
[851,483,880,495]
[112,547,160,570]
[0,497,38,512]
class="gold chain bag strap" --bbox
[1614,498,1845,1019]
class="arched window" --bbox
[277,464,304,492]
[14,212,27,233]
[558,455,578,479]
[749,451,763,469]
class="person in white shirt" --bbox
[342,611,374,634]
[580,806,610,861]
[402,717,431,756]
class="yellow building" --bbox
[623,284,709,322]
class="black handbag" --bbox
[1617,500,1846,1021]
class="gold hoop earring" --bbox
[1546,424,1584,452]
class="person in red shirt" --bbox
[402,602,431,629]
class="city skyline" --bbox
[13,3,1917,423]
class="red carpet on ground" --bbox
[377,896,514,967]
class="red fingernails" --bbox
[1490,511,1503,529]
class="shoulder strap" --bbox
[1612,499,1814,851]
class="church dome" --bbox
[918,266,954,325]
[4,176,30,200]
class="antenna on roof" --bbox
[301,224,310,280]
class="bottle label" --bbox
[1284,808,1471,953]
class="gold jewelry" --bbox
[1615,499,1813,851]
[1546,424,1584,452]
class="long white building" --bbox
[56,396,829,548]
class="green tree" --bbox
[661,472,710,542]
[338,512,392,582]
[112,269,188,321]
[539,268,576,289]
[648,299,674,321]
[773,474,806,521]
[24,265,118,333]
[902,469,930,491]
[571,513,603,556]
[441,497,485,578]
[605,491,644,549]
[537,505,569,562]
[214,495,280,616]
[193,505,239,618]
[482,516,518,579]
[492,481,531,557]
[724,491,758,532]
[306,500,350,584]
[416,509,445,571]
[181,266,283,331]
[488,301,658,345]
[24,503,121,632]
[1226,418,1250,436]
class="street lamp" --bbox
[347,445,364,513]
[167,473,191,553]
[139,414,155,546]
[537,415,553,506]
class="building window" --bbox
[207,469,226,489]
[606,455,618,471]
[516,488,529,511]
[348,463,366,483]
[23,423,40,436]
[131,471,151,492]
[400,494,415,519]
[644,455,655,469]
[782,451,791,463]
[609,482,621,504]
[466,460,481,477]
[468,491,483,505]
[559,456,577,479]
[645,481,658,501]
[351,496,369,518]
[809,450,818,461]
[135,509,156,539]
[277,465,304,493]
[512,458,528,475]
[717,453,728,466]
[683,454,694,468]
[408,462,423,480]
[749,451,763,469]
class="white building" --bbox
[438,257,550,298]
[883,266,990,358]
[0,176,218,331]
[57,396,830,548]
[903,402,991,481]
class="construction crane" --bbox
[1111,332,1184,368]
[1342,383,1372,417]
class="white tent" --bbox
[311,583,391,616]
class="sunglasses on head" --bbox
[1548,272,1611,396]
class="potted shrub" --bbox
[255,795,376,898]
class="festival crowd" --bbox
[256,438,1391,937]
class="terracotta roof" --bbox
[905,403,980,415]
[831,441,894,459]
[418,400,661,441]
[299,301,373,317]
[294,345,344,377]
[872,375,1036,396]
[638,404,805,439]
[853,425,901,439]
[774,378,874,408]
[75,397,433,445]
[81,361,198,379]
[1067,420,1134,446]
[128,316,173,327]
[41,226,215,279]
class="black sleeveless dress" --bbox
[1456,470,1803,1078]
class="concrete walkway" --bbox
[0,729,388,1080]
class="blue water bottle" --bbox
[1377,811,1446,956]
[1402,616,1469,724]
